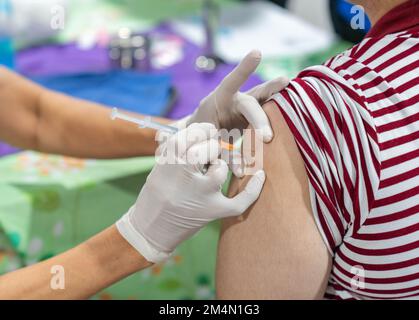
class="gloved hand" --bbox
[117,123,266,264]
[175,50,289,142]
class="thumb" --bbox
[226,170,266,217]
[246,77,290,102]
[236,93,273,142]
[206,159,230,188]
[218,50,262,96]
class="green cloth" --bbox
[0,151,218,299]
[56,0,234,44]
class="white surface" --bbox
[288,0,334,32]
[12,0,68,44]
[171,0,335,63]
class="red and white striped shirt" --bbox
[270,0,419,299]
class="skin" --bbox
[0,226,152,300]
[350,0,406,24]
[0,66,169,158]
[0,67,161,299]
[216,102,332,299]
[216,1,405,299]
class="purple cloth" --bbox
[17,45,110,77]
[1,24,262,157]
[17,24,262,119]
[0,144,19,157]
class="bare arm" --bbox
[0,66,169,158]
[0,225,151,299]
[216,101,332,300]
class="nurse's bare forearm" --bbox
[0,226,151,300]
[34,87,167,158]
[0,66,169,158]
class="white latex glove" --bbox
[175,50,289,142]
[117,123,266,264]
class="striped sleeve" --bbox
[270,65,381,255]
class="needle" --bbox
[111,108,238,151]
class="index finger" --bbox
[218,50,262,95]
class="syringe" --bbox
[111,108,178,134]
[110,108,237,151]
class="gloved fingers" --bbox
[246,76,290,102]
[156,130,174,158]
[185,139,220,172]
[218,50,262,97]
[165,123,218,161]
[235,92,273,143]
[205,158,230,188]
[228,150,245,178]
[225,170,266,217]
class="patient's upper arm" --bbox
[216,101,332,300]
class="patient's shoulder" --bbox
[267,68,381,252]
[217,100,332,299]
